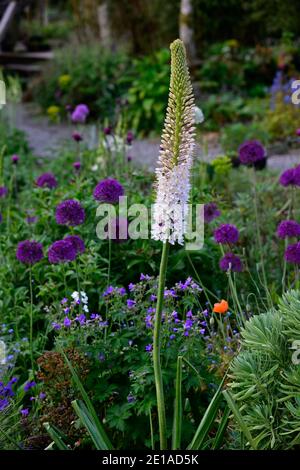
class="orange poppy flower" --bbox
[213,299,229,314]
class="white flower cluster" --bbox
[152,162,192,245]
[71,291,89,313]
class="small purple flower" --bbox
[0,186,8,198]
[48,239,77,264]
[52,322,61,330]
[170,334,176,340]
[71,104,89,123]
[72,131,83,142]
[126,131,134,145]
[26,215,37,224]
[128,283,135,292]
[285,242,300,264]
[104,126,112,135]
[145,344,153,352]
[73,161,81,171]
[219,253,243,272]
[61,297,68,304]
[279,166,300,187]
[16,240,44,265]
[214,224,239,244]
[20,408,29,417]
[93,178,124,203]
[64,235,85,255]
[238,140,265,165]
[39,392,46,400]
[140,273,151,281]
[118,287,126,296]
[56,199,85,226]
[127,393,135,403]
[127,299,136,309]
[204,203,221,223]
[277,220,300,239]
[36,172,57,189]
[64,317,72,328]
[11,154,19,165]
[24,381,36,392]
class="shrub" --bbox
[227,290,300,449]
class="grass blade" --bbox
[187,376,225,450]
[211,405,230,449]
[223,390,257,450]
[72,399,111,450]
[172,355,183,450]
[43,422,70,450]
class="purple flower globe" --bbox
[71,104,89,123]
[72,131,83,142]
[0,186,8,198]
[36,173,58,189]
[11,154,19,165]
[126,131,134,145]
[214,224,239,244]
[277,220,300,239]
[238,140,265,165]
[93,178,124,203]
[204,203,221,223]
[73,161,81,171]
[16,240,44,265]
[279,166,300,187]
[219,253,243,272]
[48,239,77,264]
[285,242,300,264]
[64,235,85,255]
[55,199,85,226]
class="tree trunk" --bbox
[179,0,197,65]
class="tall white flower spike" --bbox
[152,39,196,245]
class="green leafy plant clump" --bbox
[227,290,300,450]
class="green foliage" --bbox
[124,48,170,136]
[220,121,270,153]
[227,290,300,449]
[34,45,131,121]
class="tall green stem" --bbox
[29,268,34,371]
[153,241,169,449]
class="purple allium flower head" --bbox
[0,186,8,198]
[16,240,44,265]
[11,154,19,164]
[277,220,300,239]
[73,161,81,171]
[71,104,89,123]
[93,178,124,203]
[285,242,300,264]
[20,408,29,417]
[48,239,77,264]
[279,167,300,187]
[204,202,221,223]
[126,131,134,145]
[104,126,112,135]
[55,199,85,226]
[64,235,85,255]
[36,172,57,189]
[214,224,239,244]
[219,253,243,272]
[238,140,265,165]
[72,131,83,142]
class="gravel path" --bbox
[12,103,300,172]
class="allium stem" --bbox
[153,240,169,449]
[29,268,34,371]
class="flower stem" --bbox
[29,268,34,371]
[153,241,169,450]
